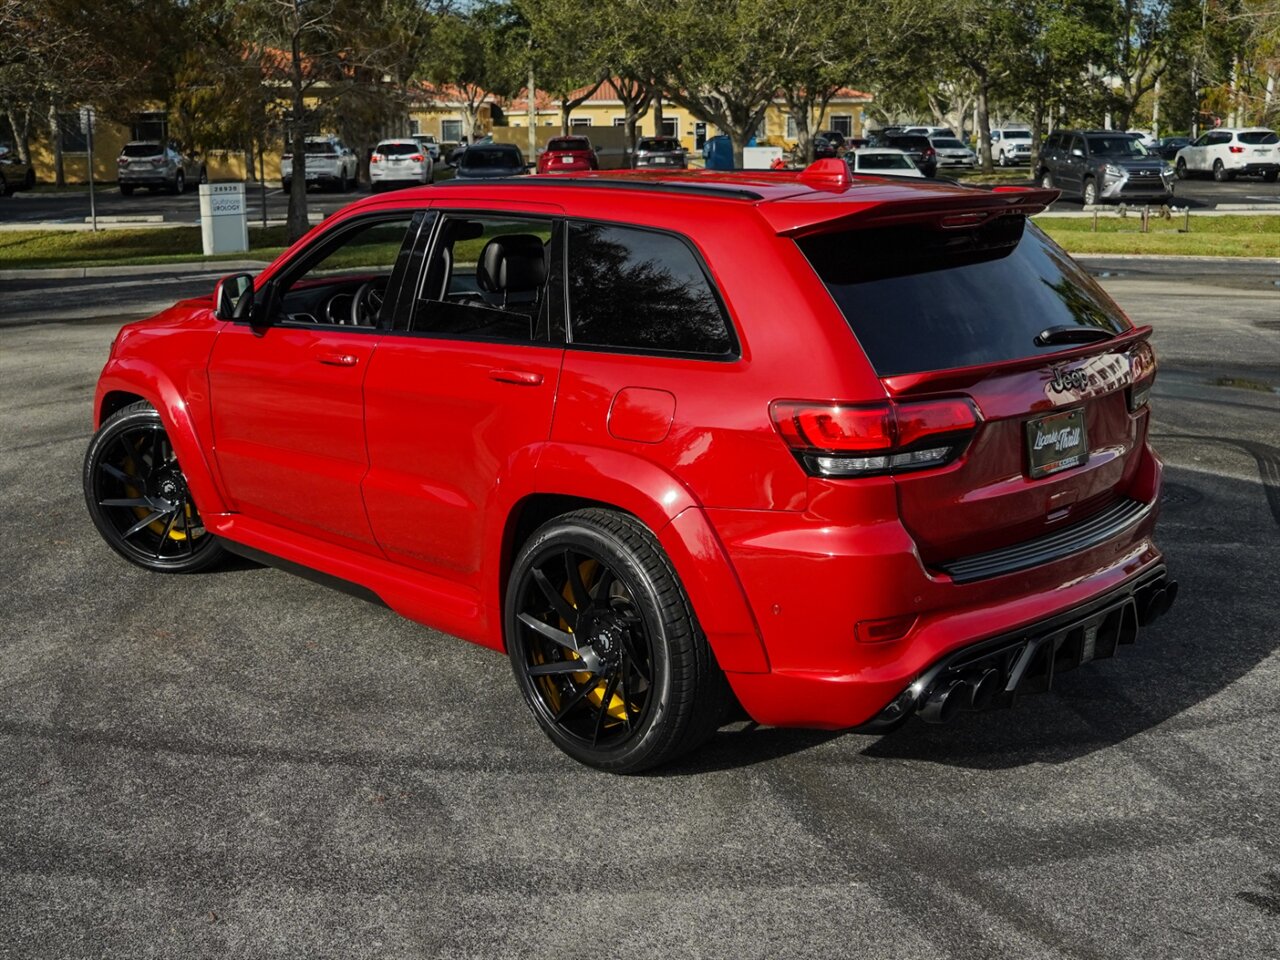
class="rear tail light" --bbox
[117,157,127,165]
[1228,145,1245,154]
[410,154,424,162]
[1128,340,1157,412]
[770,397,980,478]
[923,148,936,160]
[282,154,292,161]
[371,154,381,163]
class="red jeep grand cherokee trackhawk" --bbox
[83,160,1177,772]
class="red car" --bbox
[83,160,1176,772]
[536,136,597,174]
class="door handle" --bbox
[489,369,543,386]
[317,353,359,367]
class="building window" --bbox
[659,117,678,139]
[58,113,88,153]
[613,117,627,127]
[409,118,421,136]
[570,117,592,128]
[831,114,853,138]
[131,111,167,143]
[786,115,797,140]
[441,119,463,142]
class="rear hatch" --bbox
[792,203,1154,571]
[1237,130,1278,162]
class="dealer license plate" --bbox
[1026,408,1089,478]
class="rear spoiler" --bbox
[763,182,1060,237]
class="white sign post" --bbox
[80,106,97,231]
[198,181,249,255]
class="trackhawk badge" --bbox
[1048,366,1088,393]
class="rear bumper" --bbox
[117,171,174,186]
[1233,162,1279,174]
[716,446,1167,729]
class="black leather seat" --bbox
[476,234,547,309]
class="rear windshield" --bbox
[1238,131,1279,145]
[305,141,338,155]
[547,137,589,151]
[462,148,520,168]
[121,143,162,157]
[856,152,913,170]
[890,136,930,150]
[797,218,1129,376]
[639,138,681,152]
[377,143,420,156]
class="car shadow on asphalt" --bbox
[662,464,1279,775]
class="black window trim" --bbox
[244,207,428,333]
[395,208,564,347]
[563,216,742,363]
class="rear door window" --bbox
[565,221,736,357]
[797,217,1129,376]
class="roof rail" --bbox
[432,176,764,202]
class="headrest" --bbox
[477,234,547,293]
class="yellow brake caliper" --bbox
[123,443,191,541]
[542,559,629,722]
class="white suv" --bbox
[990,128,1033,166]
[1174,128,1279,182]
[281,136,359,192]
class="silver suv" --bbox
[116,142,206,195]
[281,136,359,192]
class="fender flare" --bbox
[491,443,769,674]
[94,361,229,516]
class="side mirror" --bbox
[1070,147,1085,158]
[214,273,255,321]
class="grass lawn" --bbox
[0,226,291,270]
[1035,213,1280,258]
[2,211,1277,270]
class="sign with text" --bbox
[198,182,248,255]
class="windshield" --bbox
[547,138,590,151]
[1086,135,1148,157]
[797,218,1128,376]
[1004,131,1031,140]
[121,143,162,157]
[932,138,966,149]
[462,149,520,169]
[305,141,339,155]
[1238,131,1279,145]
[856,153,913,170]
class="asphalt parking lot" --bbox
[1,167,1277,226]
[1,259,1279,958]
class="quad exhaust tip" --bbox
[912,576,1178,726]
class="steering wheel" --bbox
[350,279,388,326]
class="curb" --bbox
[0,260,270,281]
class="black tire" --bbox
[172,170,185,195]
[199,166,208,185]
[338,169,349,192]
[1175,158,1188,180]
[1082,177,1098,206]
[1265,169,1279,183]
[1039,169,1054,189]
[119,184,134,196]
[506,508,731,773]
[1213,159,1227,182]
[83,401,224,573]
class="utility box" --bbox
[199,182,248,255]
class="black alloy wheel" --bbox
[506,509,730,773]
[173,170,185,195]
[83,401,224,573]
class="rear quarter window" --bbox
[1238,131,1279,145]
[566,222,736,358]
[797,217,1129,376]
